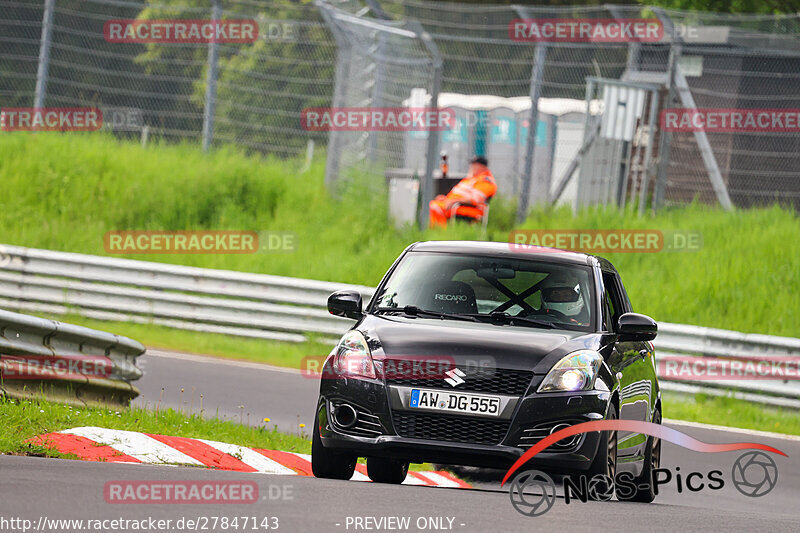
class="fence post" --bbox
[317,2,349,188]
[653,21,679,213]
[516,43,547,223]
[202,0,221,152]
[34,0,55,109]
[574,79,596,213]
[652,9,733,212]
[365,0,391,165]
[368,34,387,164]
[416,24,442,230]
[638,89,660,216]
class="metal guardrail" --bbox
[0,244,370,344]
[656,323,800,403]
[0,307,144,407]
[1,244,798,407]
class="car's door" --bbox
[602,269,656,471]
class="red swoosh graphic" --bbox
[501,420,787,486]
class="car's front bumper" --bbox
[318,376,611,473]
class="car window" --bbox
[603,291,614,332]
[452,269,546,313]
[602,271,625,327]
[373,252,595,332]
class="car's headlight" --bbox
[537,350,603,392]
[332,330,376,380]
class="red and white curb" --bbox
[29,427,471,489]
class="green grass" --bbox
[0,396,437,471]
[1,133,799,439]
[1,132,797,338]
[4,392,797,464]
[519,204,800,338]
[664,392,800,436]
[0,395,311,459]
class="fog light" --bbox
[550,423,579,447]
[333,403,358,428]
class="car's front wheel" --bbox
[584,403,618,501]
[366,457,409,484]
[620,408,661,503]
[311,411,357,480]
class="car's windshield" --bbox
[372,252,595,332]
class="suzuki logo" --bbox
[444,368,466,387]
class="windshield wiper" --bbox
[467,311,556,329]
[373,306,480,323]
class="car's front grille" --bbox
[386,366,534,396]
[392,411,511,445]
[517,419,584,451]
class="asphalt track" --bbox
[2,348,799,532]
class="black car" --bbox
[312,241,661,502]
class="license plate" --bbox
[409,389,501,417]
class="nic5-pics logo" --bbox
[504,420,784,517]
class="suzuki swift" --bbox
[312,241,661,502]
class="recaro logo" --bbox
[444,368,466,387]
[434,294,468,301]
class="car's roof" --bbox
[408,240,602,267]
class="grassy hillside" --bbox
[1,132,798,337]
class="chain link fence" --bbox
[0,0,341,156]
[318,2,441,206]
[652,9,800,208]
[2,0,799,216]
[367,1,800,213]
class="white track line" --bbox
[145,349,302,375]
[62,427,203,465]
[665,418,800,442]
[411,471,461,488]
[351,469,372,482]
[401,474,429,486]
[196,439,297,475]
[52,429,466,487]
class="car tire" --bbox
[366,457,409,484]
[620,409,661,503]
[584,403,618,501]
[311,411,357,480]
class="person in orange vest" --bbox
[429,155,497,228]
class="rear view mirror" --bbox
[477,267,515,279]
[617,312,657,341]
[327,290,363,320]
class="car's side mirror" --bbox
[617,312,657,341]
[327,290,363,320]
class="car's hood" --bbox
[358,314,601,373]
